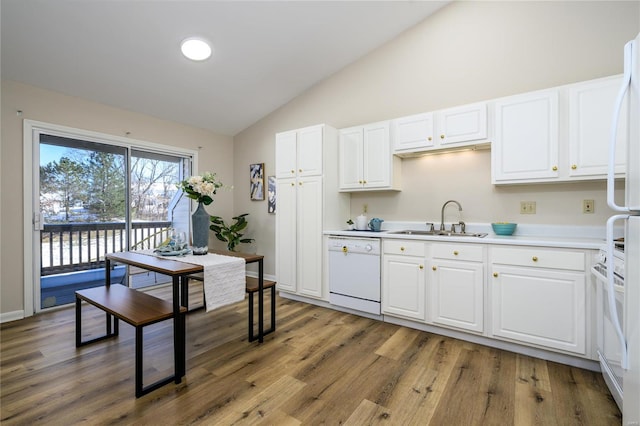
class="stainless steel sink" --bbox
[389,230,488,238]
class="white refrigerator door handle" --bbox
[607,214,629,370]
[607,40,633,213]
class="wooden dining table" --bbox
[103,249,267,385]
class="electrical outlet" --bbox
[583,199,594,214]
[520,201,536,214]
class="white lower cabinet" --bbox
[489,246,587,355]
[382,240,426,321]
[429,243,484,333]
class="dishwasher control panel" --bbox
[328,236,380,255]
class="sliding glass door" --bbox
[35,131,191,311]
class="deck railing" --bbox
[40,221,172,276]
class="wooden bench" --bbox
[185,274,277,342]
[245,277,277,342]
[75,284,187,398]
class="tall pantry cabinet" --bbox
[275,124,349,299]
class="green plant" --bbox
[209,213,255,251]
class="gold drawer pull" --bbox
[290,182,294,186]
[299,168,303,173]
[552,166,558,171]
[493,272,498,278]
[432,266,437,271]
[419,265,424,270]
[571,164,577,170]
[532,256,538,262]
[342,246,348,253]
[440,134,445,139]
[400,247,405,252]
[291,169,295,174]
[428,136,432,141]
[453,251,459,256]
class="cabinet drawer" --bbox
[432,243,484,262]
[384,240,425,257]
[491,247,585,271]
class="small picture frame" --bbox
[267,175,276,213]
[250,163,265,201]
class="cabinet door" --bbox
[393,112,434,152]
[437,102,487,146]
[430,260,484,333]
[363,121,391,188]
[490,265,586,354]
[297,177,324,298]
[493,90,559,183]
[569,76,627,177]
[382,254,426,320]
[275,131,298,178]
[275,178,297,292]
[297,125,324,177]
[339,127,364,190]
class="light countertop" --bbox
[324,222,610,250]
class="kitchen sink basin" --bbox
[389,230,488,238]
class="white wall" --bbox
[0,80,235,315]
[233,1,640,276]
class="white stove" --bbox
[592,241,626,410]
[594,243,625,283]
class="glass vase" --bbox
[191,202,209,255]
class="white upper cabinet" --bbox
[339,121,401,191]
[393,112,435,152]
[338,127,364,190]
[492,74,626,184]
[437,102,488,146]
[393,102,488,156]
[275,124,323,179]
[568,75,627,178]
[275,130,297,178]
[492,89,560,183]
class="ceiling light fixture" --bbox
[180,37,212,61]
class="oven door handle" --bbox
[606,214,629,369]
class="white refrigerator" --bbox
[606,31,640,425]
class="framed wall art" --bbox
[267,175,276,213]
[250,163,264,201]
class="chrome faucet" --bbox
[440,200,462,231]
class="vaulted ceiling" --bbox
[2,1,449,136]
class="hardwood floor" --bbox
[1,285,621,425]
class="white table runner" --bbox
[142,250,246,312]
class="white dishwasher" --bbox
[328,236,381,315]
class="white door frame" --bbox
[23,119,198,316]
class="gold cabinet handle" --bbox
[432,266,437,271]
[453,251,459,256]
[299,182,303,186]
[291,169,295,174]
[493,272,498,278]
[358,180,363,184]
[419,265,424,270]
[363,180,367,184]
[440,134,445,139]
[299,168,303,173]
[428,136,432,141]
[290,182,294,186]
[532,256,538,262]
[571,164,577,170]
[552,166,558,171]
[400,247,405,252]
[342,246,348,253]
